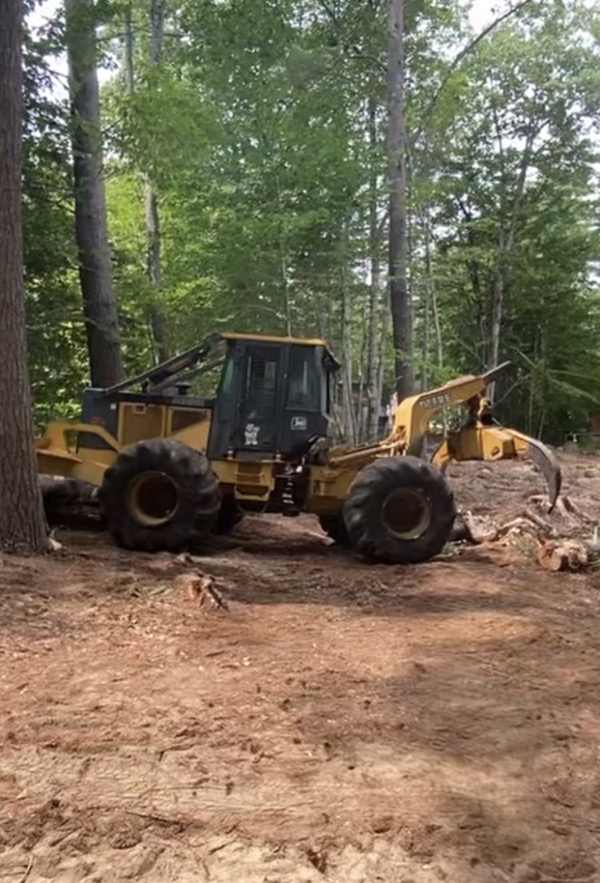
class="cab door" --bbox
[233,344,283,454]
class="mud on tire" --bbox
[343,456,455,564]
[99,440,221,552]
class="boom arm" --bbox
[390,361,512,455]
[102,332,222,395]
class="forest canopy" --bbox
[24,0,600,444]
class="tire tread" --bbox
[343,455,455,564]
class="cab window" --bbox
[287,346,320,411]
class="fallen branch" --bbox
[522,507,556,535]
[177,572,230,611]
[453,508,554,547]
[17,854,34,883]
[557,495,597,526]
[495,517,546,543]
[529,493,597,527]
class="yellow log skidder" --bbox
[35,332,561,563]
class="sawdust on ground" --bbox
[2,452,600,882]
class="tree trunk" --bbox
[489,249,505,376]
[341,273,357,444]
[488,109,536,396]
[123,1,170,363]
[0,0,47,554]
[144,0,170,362]
[387,0,413,400]
[124,2,135,93]
[66,0,124,388]
[365,97,383,441]
[273,162,293,337]
[421,276,429,392]
[145,184,170,361]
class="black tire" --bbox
[319,514,351,546]
[343,456,455,564]
[99,439,221,552]
[213,500,245,535]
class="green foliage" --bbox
[22,8,88,426]
[22,0,600,444]
[417,1,600,441]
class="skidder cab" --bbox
[36,333,561,564]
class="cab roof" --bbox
[104,329,340,395]
[221,332,340,369]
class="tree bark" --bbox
[365,97,383,441]
[124,2,135,93]
[489,155,532,379]
[488,110,536,396]
[66,0,124,388]
[341,275,357,445]
[387,0,413,400]
[0,0,47,554]
[144,0,170,362]
[421,243,430,391]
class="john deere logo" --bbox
[419,393,451,409]
[291,416,307,431]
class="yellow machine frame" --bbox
[35,355,561,514]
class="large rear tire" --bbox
[99,440,221,552]
[343,456,455,564]
[213,500,245,535]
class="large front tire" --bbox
[99,440,221,552]
[319,514,351,546]
[343,456,455,564]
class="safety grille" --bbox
[238,349,280,450]
[245,353,278,416]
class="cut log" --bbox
[536,538,600,572]
[460,510,498,544]
[452,507,557,548]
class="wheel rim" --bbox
[127,471,179,527]
[381,487,431,540]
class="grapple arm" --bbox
[431,424,562,511]
[388,361,513,456]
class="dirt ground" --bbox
[3,452,600,882]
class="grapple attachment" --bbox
[431,424,562,512]
[508,430,562,510]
